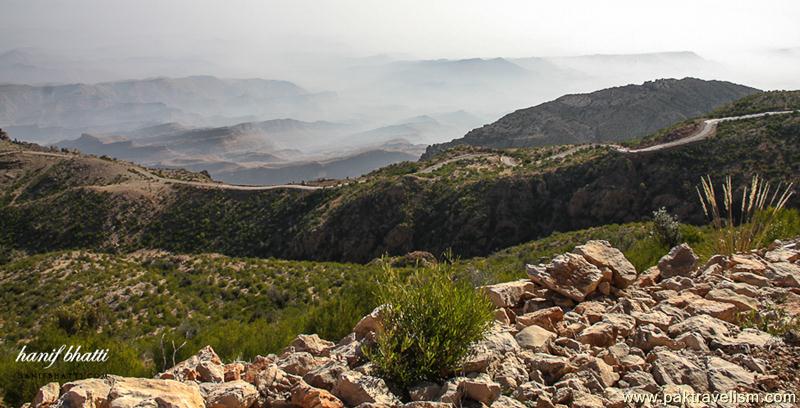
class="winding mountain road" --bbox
[613,110,794,153]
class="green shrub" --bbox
[366,261,493,388]
[651,207,682,247]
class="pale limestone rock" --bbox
[33,382,59,408]
[705,288,758,313]
[527,254,606,302]
[160,345,224,383]
[107,376,204,408]
[288,334,336,357]
[657,244,698,279]
[59,378,111,408]
[331,371,400,407]
[705,357,755,392]
[481,280,536,308]
[515,306,564,331]
[572,240,637,289]
[649,350,709,392]
[202,381,258,408]
[515,325,557,352]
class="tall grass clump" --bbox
[366,261,494,388]
[696,175,794,254]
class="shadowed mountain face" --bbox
[424,78,760,158]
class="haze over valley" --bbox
[1,0,799,185]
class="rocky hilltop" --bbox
[424,78,759,158]
[22,239,800,408]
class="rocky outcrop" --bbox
[26,239,800,408]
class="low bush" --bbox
[366,261,493,388]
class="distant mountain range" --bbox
[425,78,759,157]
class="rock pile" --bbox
[24,239,800,408]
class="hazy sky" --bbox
[2,0,799,60]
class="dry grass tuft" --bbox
[696,174,794,254]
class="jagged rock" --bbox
[224,363,245,382]
[527,254,607,302]
[33,382,59,408]
[462,325,519,373]
[407,382,441,402]
[731,271,770,287]
[573,301,607,324]
[572,240,637,289]
[571,393,607,408]
[578,358,618,388]
[649,350,708,392]
[493,308,512,325]
[597,343,629,367]
[716,280,760,298]
[59,378,111,408]
[620,371,659,393]
[202,381,258,408]
[331,371,400,407]
[685,297,738,322]
[631,311,672,331]
[522,298,552,314]
[402,403,452,408]
[657,244,698,279]
[460,374,502,404]
[435,378,464,405]
[481,280,536,308]
[602,388,625,408]
[490,395,527,408]
[705,288,759,313]
[619,354,647,372]
[515,325,557,352]
[107,376,205,408]
[730,255,767,274]
[705,356,755,392]
[277,352,328,376]
[576,322,615,348]
[765,247,800,263]
[675,332,710,352]
[515,307,564,331]
[353,306,384,339]
[635,266,661,288]
[492,355,529,391]
[765,262,800,287]
[288,334,336,357]
[519,352,572,383]
[711,329,779,353]
[291,382,344,408]
[160,345,224,383]
[304,361,349,391]
[668,314,734,343]
[243,355,275,384]
[632,324,677,352]
[249,363,299,405]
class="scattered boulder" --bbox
[460,374,501,404]
[160,345,224,383]
[515,325,557,352]
[657,244,698,279]
[107,376,205,408]
[331,371,400,407]
[288,334,336,357]
[481,280,535,308]
[572,240,637,288]
[202,381,258,408]
[527,253,607,302]
[59,378,111,408]
[291,382,344,408]
[33,383,59,408]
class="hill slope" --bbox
[1,93,798,263]
[424,78,759,158]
